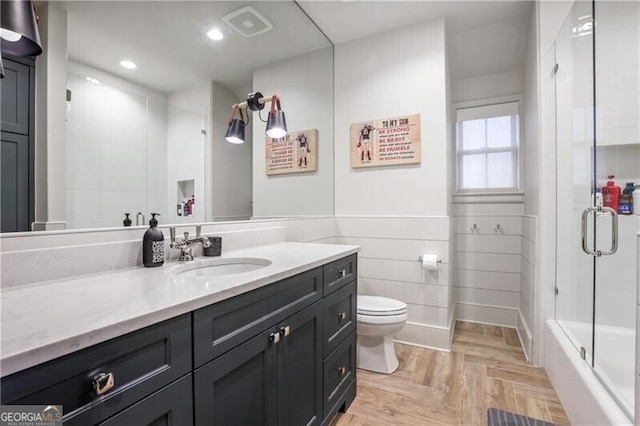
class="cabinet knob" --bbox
[92,372,115,396]
[337,366,347,376]
[280,325,291,337]
[339,269,347,278]
[270,332,280,344]
[338,312,346,321]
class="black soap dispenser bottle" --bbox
[142,213,165,267]
[123,213,132,227]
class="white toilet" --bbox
[356,295,407,374]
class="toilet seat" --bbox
[357,295,407,316]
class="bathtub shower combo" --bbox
[547,0,639,424]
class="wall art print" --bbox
[265,129,318,175]
[350,114,421,168]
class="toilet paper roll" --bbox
[421,254,439,271]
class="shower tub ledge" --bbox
[544,319,632,425]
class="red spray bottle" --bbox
[602,175,621,212]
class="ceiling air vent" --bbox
[222,6,273,38]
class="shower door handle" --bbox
[599,207,618,256]
[581,207,598,256]
[581,206,618,257]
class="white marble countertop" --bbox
[0,242,359,377]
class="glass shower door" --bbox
[555,0,638,419]
[592,0,639,418]
[554,0,596,362]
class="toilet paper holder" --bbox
[417,255,442,263]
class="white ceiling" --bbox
[448,13,531,79]
[59,1,533,95]
[297,1,533,44]
[60,1,330,94]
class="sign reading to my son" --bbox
[350,113,421,168]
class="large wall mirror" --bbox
[1,0,333,232]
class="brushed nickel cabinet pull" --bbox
[338,312,346,320]
[337,366,346,375]
[339,269,347,278]
[270,332,280,344]
[280,325,291,337]
[92,372,115,396]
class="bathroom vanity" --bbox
[0,243,358,426]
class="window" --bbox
[456,101,520,192]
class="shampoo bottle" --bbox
[602,175,621,212]
[143,213,165,267]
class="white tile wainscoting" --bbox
[334,216,455,351]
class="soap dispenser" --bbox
[123,213,132,227]
[143,213,165,267]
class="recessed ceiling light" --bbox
[120,60,137,69]
[206,28,224,41]
[85,77,100,85]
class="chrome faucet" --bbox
[170,225,211,262]
[136,212,145,226]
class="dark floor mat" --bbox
[487,407,556,426]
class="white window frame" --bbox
[455,96,522,193]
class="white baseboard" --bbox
[32,221,66,231]
[394,321,453,351]
[516,310,533,362]
[455,302,518,327]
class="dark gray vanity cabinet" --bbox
[320,255,357,425]
[0,314,192,426]
[0,254,358,426]
[1,55,35,232]
[194,301,323,426]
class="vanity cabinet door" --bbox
[0,56,30,135]
[194,327,278,426]
[1,56,35,232]
[194,301,323,426]
[99,374,193,426]
[277,301,323,426]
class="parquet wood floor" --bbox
[332,321,570,426]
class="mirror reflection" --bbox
[66,61,208,229]
[0,1,333,232]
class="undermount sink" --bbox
[171,257,272,277]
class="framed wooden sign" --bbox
[350,114,421,168]
[265,129,317,175]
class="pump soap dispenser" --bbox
[143,213,165,267]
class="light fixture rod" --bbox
[234,94,280,110]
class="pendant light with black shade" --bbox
[0,0,43,78]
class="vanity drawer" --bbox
[100,373,193,426]
[1,314,191,426]
[323,331,356,417]
[323,254,356,295]
[193,266,322,367]
[323,280,356,356]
